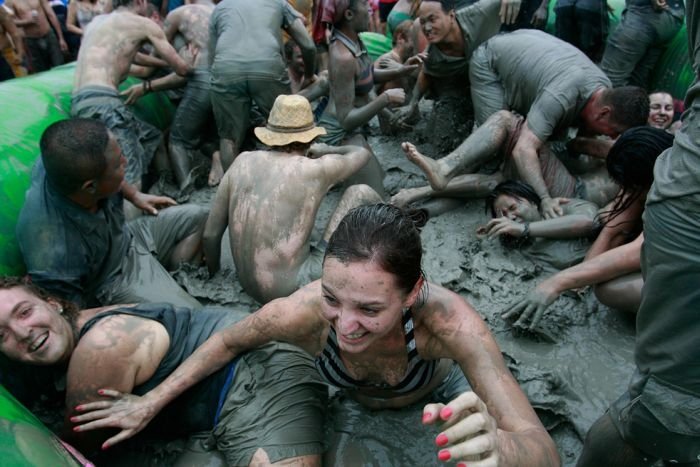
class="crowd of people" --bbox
[0,0,698,465]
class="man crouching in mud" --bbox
[203,94,383,304]
[0,276,328,466]
[71,0,195,214]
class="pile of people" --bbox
[0,0,698,465]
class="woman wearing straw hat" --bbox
[202,94,383,303]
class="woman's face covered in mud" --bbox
[493,194,541,224]
[320,258,412,354]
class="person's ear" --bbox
[81,179,98,195]
[597,105,612,122]
[405,275,425,308]
[344,8,355,22]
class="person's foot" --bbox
[208,150,224,187]
[401,142,448,191]
[390,187,426,208]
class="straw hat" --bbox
[254,95,327,147]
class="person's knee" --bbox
[344,184,383,204]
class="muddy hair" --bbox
[40,118,109,196]
[324,203,428,298]
[601,126,674,225]
[601,86,650,130]
[391,20,414,46]
[485,180,541,217]
[0,277,80,340]
[421,0,455,12]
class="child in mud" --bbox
[502,126,675,329]
[69,203,560,466]
[202,94,382,304]
[0,277,327,466]
[481,180,598,271]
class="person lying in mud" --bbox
[392,110,620,213]
[70,203,560,466]
[16,119,207,310]
[317,0,418,197]
[393,0,505,129]
[71,0,195,209]
[481,180,598,271]
[502,126,675,329]
[0,277,327,466]
[203,95,382,304]
[119,0,224,192]
[416,29,649,218]
[647,90,682,134]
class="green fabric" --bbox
[358,32,392,62]
[0,63,175,276]
[0,385,84,466]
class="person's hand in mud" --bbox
[390,103,419,128]
[131,192,178,215]
[423,392,501,465]
[120,83,146,105]
[499,0,522,24]
[530,3,548,28]
[482,216,527,239]
[71,389,158,450]
[501,280,560,330]
[540,196,566,219]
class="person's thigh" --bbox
[131,204,208,265]
[577,412,659,467]
[469,45,506,126]
[211,80,250,145]
[554,4,578,46]
[212,343,327,466]
[629,11,682,87]
[600,7,655,87]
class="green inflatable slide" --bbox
[0,63,174,276]
[0,384,91,466]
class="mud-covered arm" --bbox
[503,234,643,329]
[71,284,328,448]
[145,18,193,76]
[133,51,169,68]
[64,316,156,453]
[485,203,596,240]
[286,17,316,82]
[41,0,67,45]
[331,47,392,132]
[424,287,560,466]
[512,124,565,219]
[297,70,329,101]
[202,170,232,275]
[311,143,371,184]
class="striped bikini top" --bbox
[314,307,438,394]
[331,29,375,96]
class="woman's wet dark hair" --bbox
[324,204,427,295]
[604,126,674,223]
[485,180,541,217]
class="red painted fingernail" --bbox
[440,407,453,419]
[102,444,109,451]
[98,389,104,395]
[438,449,451,461]
[457,463,468,467]
[435,433,448,446]
[73,426,81,432]
[422,412,432,422]
[75,405,82,411]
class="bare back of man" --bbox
[164,3,211,66]
[204,144,382,304]
[74,2,189,91]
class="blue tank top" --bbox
[79,304,244,437]
[314,307,437,394]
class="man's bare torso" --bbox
[74,9,154,90]
[9,0,49,38]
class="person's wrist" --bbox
[522,222,530,239]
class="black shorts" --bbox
[379,1,397,22]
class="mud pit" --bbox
[94,102,635,466]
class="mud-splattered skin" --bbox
[203,144,374,303]
[162,3,212,68]
[74,2,191,90]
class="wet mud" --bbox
[75,102,637,466]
